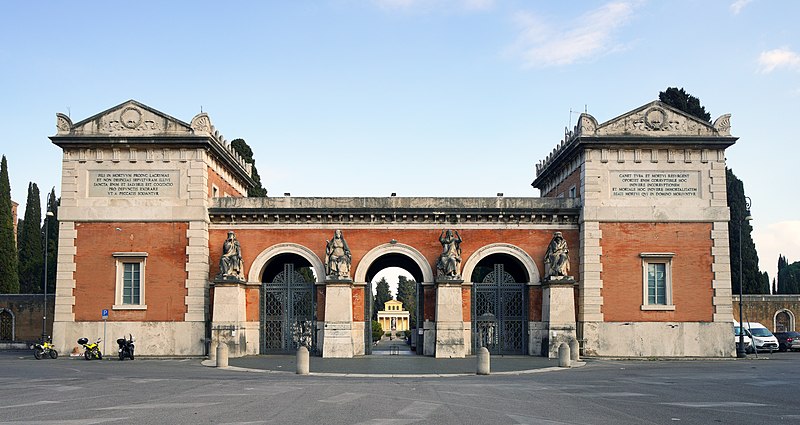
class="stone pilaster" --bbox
[322,279,354,358]
[434,279,465,358]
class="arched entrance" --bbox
[775,310,794,332]
[355,243,432,355]
[260,253,318,354]
[470,253,529,355]
[0,309,13,342]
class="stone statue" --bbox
[218,231,245,281]
[544,231,570,280]
[325,229,352,280]
[436,229,462,279]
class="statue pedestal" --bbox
[541,277,577,359]
[211,277,248,358]
[322,278,354,358]
[434,278,465,358]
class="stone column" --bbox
[541,278,577,359]
[322,279,354,358]
[435,279,465,358]
[210,279,248,358]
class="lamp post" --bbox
[736,197,753,358]
[41,204,54,341]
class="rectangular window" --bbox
[113,252,147,310]
[640,253,675,311]
[569,185,577,198]
[122,263,141,304]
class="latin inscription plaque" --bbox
[88,170,179,197]
[610,171,700,198]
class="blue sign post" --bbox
[101,309,108,357]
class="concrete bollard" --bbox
[477,347,490,375]
[569,338,580,362]
[216,342,228,368]
[558,343,571,368]
[296,346,310,375]
[209,341,218,363]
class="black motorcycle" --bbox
[117,334,135,360]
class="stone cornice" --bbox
[208,197,580,226]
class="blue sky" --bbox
[1,0,798,284]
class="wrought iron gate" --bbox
[261,264,315,353]
[472,264,526,355]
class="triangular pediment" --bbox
[577,101,731,138]
[56,100,194,137]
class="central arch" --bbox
[354,243,434,284]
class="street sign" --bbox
[102,309,108,320]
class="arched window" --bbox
[0,309,13,342]
[775,310,794,332]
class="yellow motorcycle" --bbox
[78,337,102,360]
[32,337,58,360]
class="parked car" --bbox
[774,331,800,352]
[734,321,754,354]
[740,322,779,353]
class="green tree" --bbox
[230,138,267,197]
[44,188,59,294]
[778,261,800,294]
[396,275,417,328]
[17,182,42,293]
[658,87,711,123]
[727,168,766,294]
[371,320,383,342]
[374,277,392,315]
[0,155,19,293]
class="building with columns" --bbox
[377,300,410,333]
[49,99,737,358]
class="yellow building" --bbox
[377,300,410,332]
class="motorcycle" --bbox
[32,337,58,360]
[78,337,102,360]
[117,334,135,360]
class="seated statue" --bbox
[436,229,462,279]
[325,230,352,280]
[544,231,570,280]
[218,231,245,281]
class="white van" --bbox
[733,321,753,353]
[739,321,779,353]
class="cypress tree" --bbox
[230,138,267,197]
[396,275,417,328]
[44,188,59,294]
[727,168,764,294]
[0,156,19,293]
[18,182,42,293]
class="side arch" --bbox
[247,243,325,284]
[0,308,15,342]
[462,243,541,284]
[353,243,434,283]
[774,309,796,332]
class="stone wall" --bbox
[0,295,55,344]
[732,295,800,332]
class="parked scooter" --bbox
[32,336,58,360]
[117,334,135,360]
[78,337,102,360]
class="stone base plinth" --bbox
[322,321,354,358]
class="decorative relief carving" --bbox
[644,107,667,130]
[120,107,142,129]
[102,107,162,134]
[191,114,211,133]
[56,113,72,133]
[713,114,731,136]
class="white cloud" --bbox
[757,47,800,73]
[375,0,494,12]
[508,2,638,68]
[730,0,753,15]
[753,221,800,286]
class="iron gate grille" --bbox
[261,264,315,354]
[472,264,526,355]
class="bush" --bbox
[371,320,383,342]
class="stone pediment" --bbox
[577,101,731,138]
[55,100,196,137]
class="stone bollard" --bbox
[558,343,571,368]
[209,341,218,363]
[477,347,490,375]
[569,338,580,362]
[216,342,229,368]
[296,346,310,375]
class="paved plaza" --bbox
[0,350,798,424]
